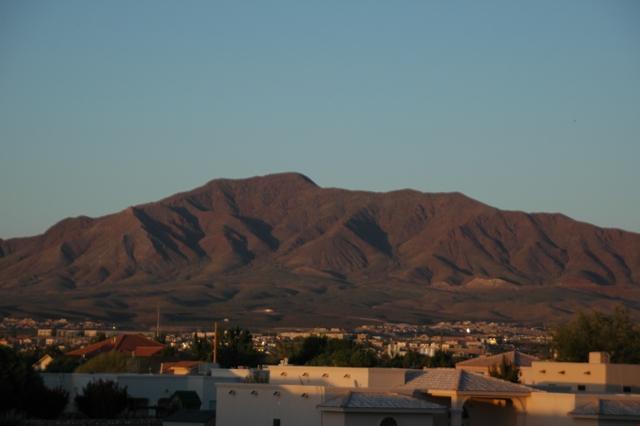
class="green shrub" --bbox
[25,387,69,419]
[74,380,128,419]
[74,352,150,373]
[0,346,68,419]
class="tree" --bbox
[74,352,151,374]
[75,380,128,419]
[24,386,69,419]
[286,336,378,367]
[218,327,265,368]
[191,333,212,361]
[552,307,640,363]
[379,351,432,369]
[379,349,454,369]
[0,346,39,415]
[267,338,304,364]
[426,350,454,368]
[488,355,520,383]
[0,346,68,419]
[289,336,328,365]
[46,356,81,373]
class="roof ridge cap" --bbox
[342,391,354,408]
[455,369,464,390]
[114,335,126,350]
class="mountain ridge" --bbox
[1,172,639,326]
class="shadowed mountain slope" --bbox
[1,172,639,326]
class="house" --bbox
[33,353,54,371]
[216,359,640,426]
[66,334,164,358]
[216,366,532,426]
[455,350,538,376]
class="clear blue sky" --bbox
[1,0,639,238]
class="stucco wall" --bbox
[268,366,371,388]
[465,399,516,426]
[368,369,410,388]
[322,412,345,426]
[521,361,640,393]
[524,392,577,426]
[216,383,328,426]
[605,365,640,392]
[521,362,609,392]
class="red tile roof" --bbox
[67,334,164,358]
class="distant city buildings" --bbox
[0,316,552,362]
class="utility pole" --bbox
[212,321,218,365]
[155,303,160,339]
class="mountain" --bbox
[1,172,639,327]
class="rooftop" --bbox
[571,399,640,419]
[67,334,164,358]
[319,392,446,412]
[403,369,532,394]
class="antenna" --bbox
[212,321,218,365]
[155,303,160,338]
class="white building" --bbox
[42,369,250,411]
[216,363,640,426]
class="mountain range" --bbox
[1,172,639,327]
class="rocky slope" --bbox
[1,172,639,326]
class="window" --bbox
[380,417,398,426]
[577,385,586,391]
[273,419,281,426]
[623,386,631,393]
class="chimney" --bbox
[588,352,610,364]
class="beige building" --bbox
[217,366,533,426]
[216,382,448,426]
[217,358,640,426]
[521,352,640,394]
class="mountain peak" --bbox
[207,172,317,188]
